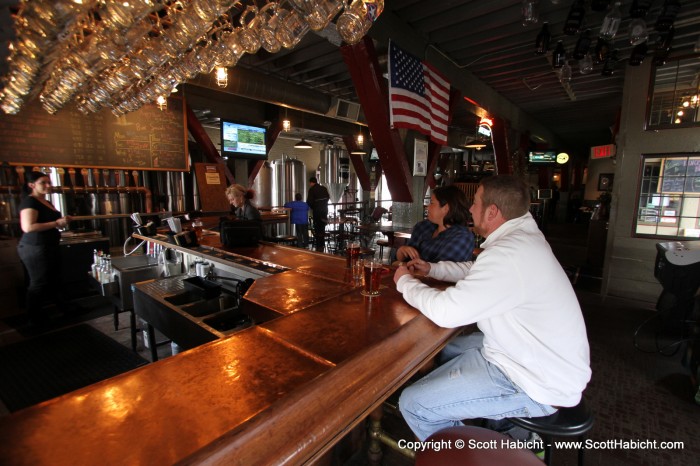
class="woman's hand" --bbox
[396,245,420,262]
[56,216,71,228]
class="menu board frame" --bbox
[0,96,189,172]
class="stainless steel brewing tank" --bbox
[321,144,349,203]
[252,162,273,208]
[270,156,306,206]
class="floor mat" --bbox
[2,294,114,337]
[0,324,148,412]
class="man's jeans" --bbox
[399,333,557,440]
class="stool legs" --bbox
[367,406,384,465]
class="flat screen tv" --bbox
[528,150,557,163]
[221,120,267,159]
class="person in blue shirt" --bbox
[284,193,311,247]
[395,185,474,263]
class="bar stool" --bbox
[376,238,392,262]
[507,398,594,466]
[415,426,543,466]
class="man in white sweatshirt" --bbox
[394,175,591,441]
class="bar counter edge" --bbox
[0,234,458,465]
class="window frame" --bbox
[645,54,700,130]
[633,152,700,239]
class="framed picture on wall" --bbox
[413,139,428,177]
[598,173,614,191]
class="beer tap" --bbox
[16,166,25,187]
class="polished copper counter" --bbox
[0,236,458,465]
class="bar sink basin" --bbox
[164,291,203,306]
[180,293,239,317]
[202,311,252,333]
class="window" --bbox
[634,154,700,238]
[647,56,700,129]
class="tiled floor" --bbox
[2,222,698,465]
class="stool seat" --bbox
[415,426,542,466]
[508,400,593,437]
[508,398,593,466]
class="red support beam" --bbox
[491,116,512,175]
[186,103,235,184]
[341,37,413,202]
[342,135,371,190]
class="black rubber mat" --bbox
[0,324,148,412]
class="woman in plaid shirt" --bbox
[396,185,474,263]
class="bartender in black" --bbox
[17,171,72,328]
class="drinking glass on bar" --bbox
[192,219,203,240]
[346,240,361,268]
[362,260,383,297]
[352,258,364,286]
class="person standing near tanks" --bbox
[17,171,72,329]
[307,177,330,251]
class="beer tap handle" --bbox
[102,169,110,188]
[56,167,66,191]
[15,166,25,186]
[132,170,140,188]
[81,168,90,188]
[92,168,101,189]
[68,168,77,190]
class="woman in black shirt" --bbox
[17,171,72,327]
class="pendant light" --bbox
[156,95,167,111]
[351,126,365,154]
[295,138,312,149]
[215,66,228,88]
[295,136,312,149]
[295,112,312,149]
[282,107,291,132]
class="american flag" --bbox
[389,40,450,145]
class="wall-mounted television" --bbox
[528,150,557,163]
[221,120,267,159]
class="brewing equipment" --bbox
[320,143,349,203]
[252,161,273,208]
[269,156,306,206]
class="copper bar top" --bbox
[0,235,459,465]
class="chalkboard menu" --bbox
[661,158,700,193]
[0,97,188,171]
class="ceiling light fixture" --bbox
[156,95,167,111]
[282,107,291,132]
[215,66,228,88]
[295,111,311,149]
[295,138,312,149]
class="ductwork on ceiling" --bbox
[187,66,332,117]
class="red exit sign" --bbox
[591,144,616,159]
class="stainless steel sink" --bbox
[180,293,238,317]
[202,311,252,333]
[164,292,202,306]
